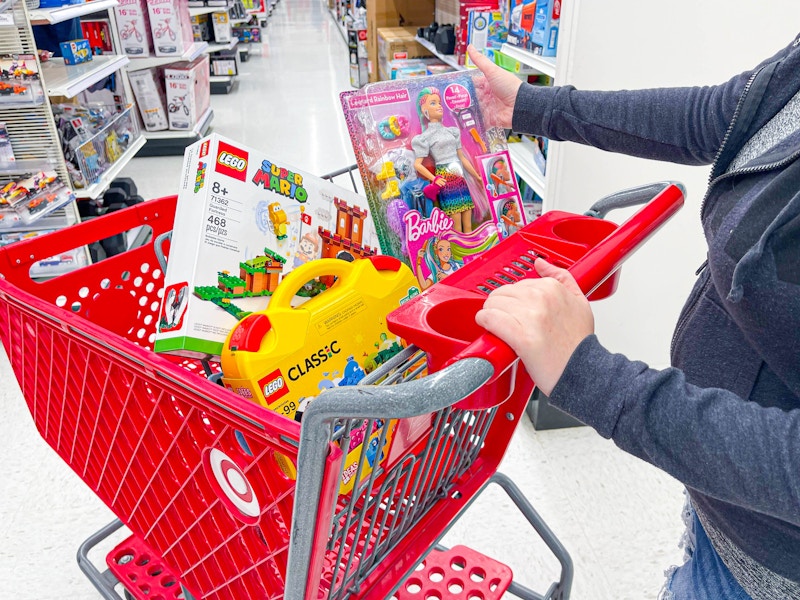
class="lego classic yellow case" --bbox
[221,256,419,493]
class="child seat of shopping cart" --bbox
[0,165,683,600]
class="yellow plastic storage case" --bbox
[221,256,419,493]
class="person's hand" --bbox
[467,45,523,129]
[433,176,447,188]
[475,259,594,395]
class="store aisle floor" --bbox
[0,1,685,598]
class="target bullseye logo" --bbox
[203,448,261,524]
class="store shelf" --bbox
[126,42,209,72]
[189,3,229,16]
[206,38,239,53]
[414,36,466,72]
[74,134,146,200]
[507,142,546,197]
[142,107,213,141]
[41,55,130,98]
[0,159,52,176]
[327,7,347,44]
[138,108,213,156]
[29,0,119,25]
[499,44,556,78]
[210,74,234,94]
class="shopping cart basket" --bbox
[0,169,684,600]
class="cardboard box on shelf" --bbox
[115,0,152,57]
[147,0,195,57]
[507,0,560,56]
[60,39,92,65]
[128,68,169,131]
[211,11,232,43]
[210,50,238,76]
[164,55,210,131]
[366,0,435,82]
[376,27,432,82]
[190,13,210,42]
[154,133,382,361]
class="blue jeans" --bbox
[663,506,753,600]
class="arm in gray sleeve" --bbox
[511,82,744,166]
[547,335,800,527]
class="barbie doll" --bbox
[411,86,482,233]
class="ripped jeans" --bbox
[661,500,753,600]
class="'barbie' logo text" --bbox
[404,208,454,243]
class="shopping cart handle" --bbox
[437,182,685,408]
[584,181,687,219]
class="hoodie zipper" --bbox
[670,263,711,359]
[699,70,759,219]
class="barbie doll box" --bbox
[340,71,527,291]
[154,133,380,360]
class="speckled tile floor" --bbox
[0,1,687,598]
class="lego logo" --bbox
[204,448,260,524]
[263,376,284,397]
[218,152,247,171]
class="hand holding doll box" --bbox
[340,71,527,289]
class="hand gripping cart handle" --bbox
[386,180,685,411]
[0,177,683,600]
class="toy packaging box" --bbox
[128,67,169,131]
[465,10,508,68]
[147,0,194,57]
[115,0,153,57]
[507,0,560,56]
[340,71,528,290]
[0,170,76,225]
[60,39,92,65]
[221,256,419,494]
[164,54,210,130]
[154,133,382,361]
[211,11,232,43]
[0,54,44,106]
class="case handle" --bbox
[267,258,356,310]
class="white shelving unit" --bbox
[28,0,119,25]
[126,41,209,72]
[74,135,147,199]
[414,36,465,71]
[189,4,228,17]
[41,54,130,97]
[498,43,556,79]
[507,142,545,197]
[206,37,238,53]
[142,106,213,141]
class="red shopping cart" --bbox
[0,169,683,600]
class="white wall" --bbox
[546,1,800,368]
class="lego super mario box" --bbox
[154,133,380,360]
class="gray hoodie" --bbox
[512,33,800,586]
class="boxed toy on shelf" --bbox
[0,122,14,164]
[164,55,210,130]
[115,0,153,57]
[507,0,560,56]
[0,170,77,225]
[464,10,507,67]
[128,68,169,131]
[147,0,194,57]
[81,20,115,55]
[340,71,528,287]
[53,103,141,188]
[0,54,44,106]
[211,11,232,43]
[376,27,433,82]
[153,133,383,361]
